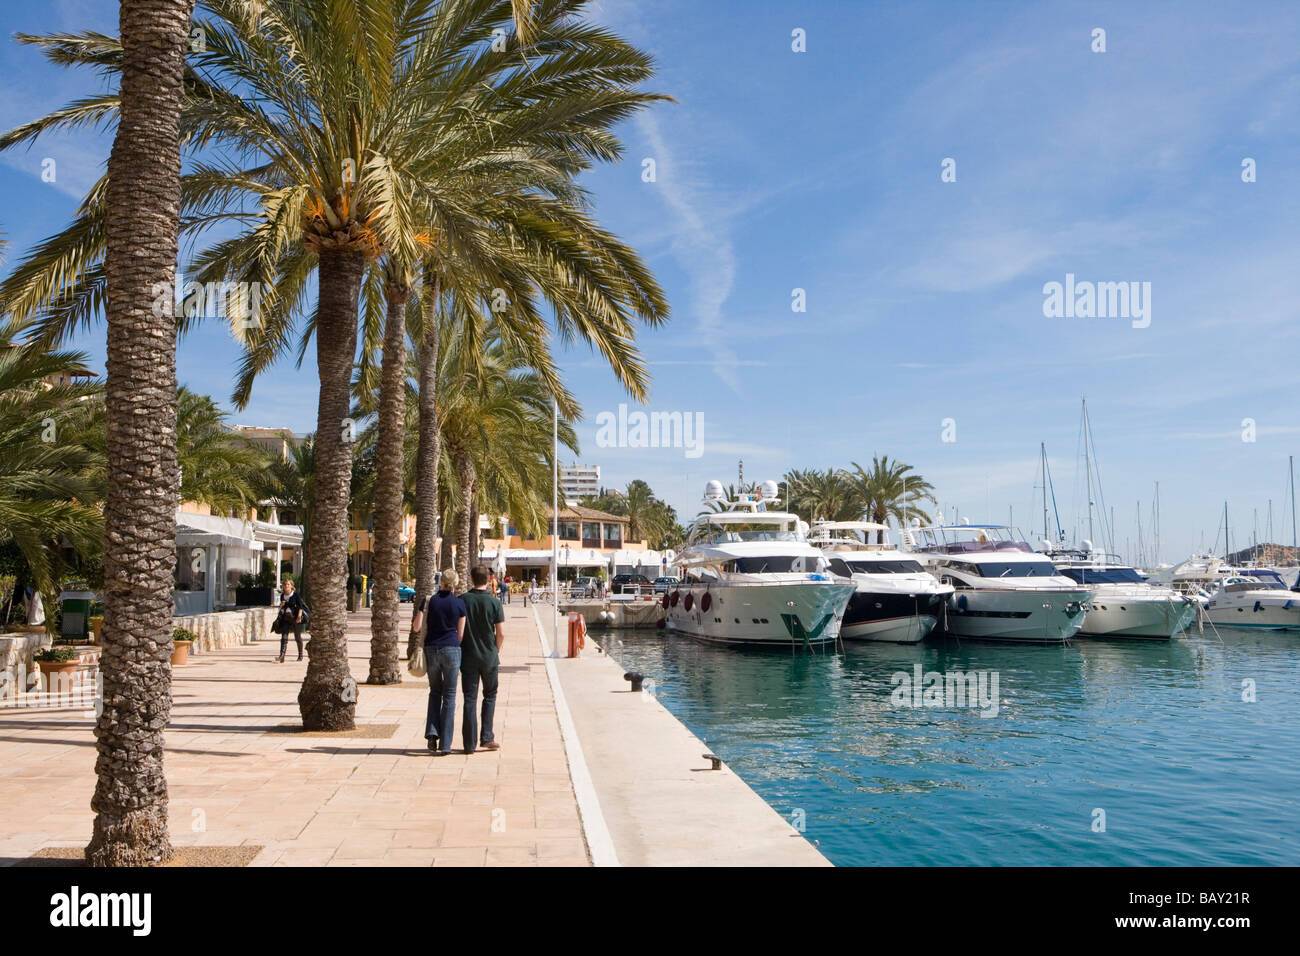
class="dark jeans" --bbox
[460,662,499,753]
[499,587,510,605]
[424,644,461,750]
[278,620,303,658]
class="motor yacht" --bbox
[1047,544,1197,640]
[899,523,1091,643]
[810,521,953,643]
[664,481,855,647]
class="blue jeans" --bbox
[460,663,499,753]
[424,644,461,750]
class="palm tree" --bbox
[0,328,104,597]
[251,436,315,599]
[784,468,859,523]
[845,456,935,541]
[175,387,268,514]
[90,0,193,868]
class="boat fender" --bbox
[683,593,694,612]
[661,593,670,609]
[670,590,680,607]
[701,592,712,612]
[956,594,968,612]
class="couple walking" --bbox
[410,566,505,756]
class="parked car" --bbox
[611,573,652,595]
[368,582,417,603]
[652,576,680,594]
[569,576,600,598]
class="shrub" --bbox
[35,647,78,663]
[173,628,197,644]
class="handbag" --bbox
[408,644,427,677]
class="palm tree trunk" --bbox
[455,453,476,584]
[298,247,365,730]
[413,271,440,600]
[367,282,407,685]
[86,0,193,868]
[468,498,480,575]
[439,498,455,571]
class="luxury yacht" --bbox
[664,482,856,647]
[1046,544,1198,640]
[899,523,1091,643]
[1201,570,1300,630]
[810,521,953,643]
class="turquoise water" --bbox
[602,627,1300,866]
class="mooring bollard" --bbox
[702,752,722,770]
[623,671,645,692]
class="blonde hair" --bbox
[439,569,459,591]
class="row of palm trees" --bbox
[0,0,669,865]
[783,456,936,537]
[580,479,683,550]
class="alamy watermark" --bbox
[890,663,1000,717]
[151,271,266,327]
[1042,273,1151,328]
[594,403,704,459]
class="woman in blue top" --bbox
[410,568,466,754]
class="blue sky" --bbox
[3,0,1300,561]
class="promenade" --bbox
[0,599,828,867]
[0,602,588,866]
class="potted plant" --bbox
[35,646,79,680]
[234,570,274,607]
[172,627,197,665]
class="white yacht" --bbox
[1201,569,1300,630]
[900,523,1091,644]
[664,482,856,647]
[811,521,953,643]
[1046,544,1197,640]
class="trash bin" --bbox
[58,587,96,642]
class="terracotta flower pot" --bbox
[171,640,193,665]
[36,659,79,693]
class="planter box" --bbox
[171,641,193,665]
[234,587,274,607]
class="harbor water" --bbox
[602,627,1300,866]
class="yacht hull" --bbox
[1079,595,1197,639]
[841,591,944,644]
[942,588,1090,643]
[1205,596,1300,630]
[666,581,855,647]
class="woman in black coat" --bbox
[276,578,306,662]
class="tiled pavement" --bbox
[0,600,589,867]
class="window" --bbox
[603,523,622,544]
[1059,567,1144,585]
[846,559,926,574]
[175,546,207,592]
[558,520,580,541]
[974,561,1059,578]
[582,522,601,546]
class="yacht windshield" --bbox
[728,556,821,574]
[845,559,926,574]
[703,525,797,544]
[975,561,1060,578]
[1059,567,1145,585]
[1244,570,1287,589]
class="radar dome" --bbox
[703,480,725,500]
[759,479,779,500]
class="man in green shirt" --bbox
[461,565,506,753]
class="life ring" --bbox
[683,593,694,612]
[670,590,680,607]
[701,592,712,612]
[661,593,669,609]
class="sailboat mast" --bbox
[1224,501,1230,563]
[1291,455,1297,558]
[1083,398,1094,543]
[1041,442,1049,542]
[1154,481,1160,566]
